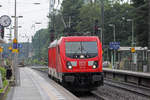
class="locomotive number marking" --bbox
[79,61,86,68]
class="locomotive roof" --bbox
[48,36,99,48]
[62,36,99,41]
[62,36,98,39]
[48,40,58,48]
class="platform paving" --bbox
[6,67,68,100]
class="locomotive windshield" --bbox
[65,41,98,58]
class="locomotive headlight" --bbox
[80,55,85,58]
[92,61,98,69]
[68,65,72,69]
[67,61,73,69]
[93,65,97,69]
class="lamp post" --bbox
[109,24,116,42]
[100,0,104,45]
[127,19,137,70]
[127,19,134,47]
[12,0,23,85]
[98,27,102,42]
[12,0,18,85]
[21,34,30,58]
[36,23,41,61]
[32,22,41,60]
[109,24,116,69]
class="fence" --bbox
[116,47,148,72]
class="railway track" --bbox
[91,91,106,100]
[73,91,104,100]
[104,79,150,98]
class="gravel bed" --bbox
[73,92,103,100]
[96,85,149,100]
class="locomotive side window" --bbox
[65,41,98,58]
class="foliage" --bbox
[77,3,101,33]
[26,58,47,66]
[0,67,6,81]
[104,2,134,46]
[0,67,8,93]
[61,0,84,33]
[49,13,64,38]
[0,80,8,93]
[32,29,50,62]
[132,0,148,47]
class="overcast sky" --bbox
[0,0,51,42]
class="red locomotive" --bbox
[48,36,103,91]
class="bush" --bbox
[0,67,8,93]
[0,67,6,81]
[0,80,8,93]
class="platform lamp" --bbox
[109,24,116,69]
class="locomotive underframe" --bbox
[61,72,103,91]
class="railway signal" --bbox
[0,46,3,53]
[12,38,19,53]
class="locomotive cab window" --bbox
[65,41,98,59]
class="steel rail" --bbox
[104,79,150,98]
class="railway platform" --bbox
[6,67,79,100]
[103,68,150,78]
[103,68,150,88]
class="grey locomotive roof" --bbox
[48,40,58,48]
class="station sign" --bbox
[0,46,3,53]
[18,44,22,48]
[8,46,12,52]
[13,43,18,49]
[12,49,19,53]
[109,42,120,50]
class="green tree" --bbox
[76,2,101,33]
[132,0,148,47]
[104,2,134,46]
[61,0,84,33]
[32,29,50,61]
